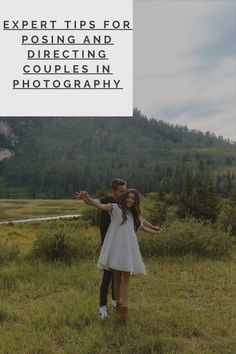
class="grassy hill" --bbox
[0,110,236,198]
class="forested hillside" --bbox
[0,109,235,198]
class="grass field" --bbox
[0,199,83,221]
[0,250,235,353]
[0,200,235,353]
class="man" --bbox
[76,178,161,319]
[98,178,127,319]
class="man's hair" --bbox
[111,178,127,190]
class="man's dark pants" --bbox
[100,269,115,307]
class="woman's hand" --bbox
[153,225,162,232]
[140,224,162,235]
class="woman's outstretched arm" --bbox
[75,190,113,212]
[140,216,161,232]
[139,223,161,235]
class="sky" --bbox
[133,0,236,142]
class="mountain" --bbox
[0,109,235,198]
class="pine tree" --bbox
[230,186,236,204]
[191,174,218,221]
[177,170,194,218]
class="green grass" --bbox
[0,199,84,221]
[0,256,235,353]
[0,246,235,352]
[0,200,235,353]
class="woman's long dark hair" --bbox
[119,189,141,231]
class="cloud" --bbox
[134,0,236,141]
[193,2,236,62]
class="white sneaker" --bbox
[99,306,108,319]
[111,300,117,310]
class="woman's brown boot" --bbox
[122,306,129,324]
[116,303,122,314]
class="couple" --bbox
[76,178,161,324]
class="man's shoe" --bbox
[111,300,117,310]
[99,306,108,319]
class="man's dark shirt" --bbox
[99,195,116,245]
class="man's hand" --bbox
[75,190,91,203]
[75,190,85,199]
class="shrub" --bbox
[32,230,100,261]
[0,241,20,265]
[139,218,232,257]
[81,207,101,226]
[217,200,236,236]
[164,206,178,226]
[144,201,167,226]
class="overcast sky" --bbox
[133,0,236,141]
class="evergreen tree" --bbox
[177,171,217,221]
[191,174,218,221]
[230,186,236,204]
[177,170,194,218]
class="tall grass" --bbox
[0,255,235,353]
[0,199,235,353]
[0,199,83,221]
[32,229,99,261]
[139,218,232,257]
[0,240,20,265]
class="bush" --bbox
[0,241,20,265]
[32,230,100,261]
[164,206,178,226]
[144,200,167,226]
[217,200,236,236]
[139,218,232,257]
[81,207,101,226]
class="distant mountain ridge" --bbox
[0,120,18,148]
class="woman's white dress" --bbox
[97,204,146,275]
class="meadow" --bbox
[0,199,82,221]
[0,200,235,354]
